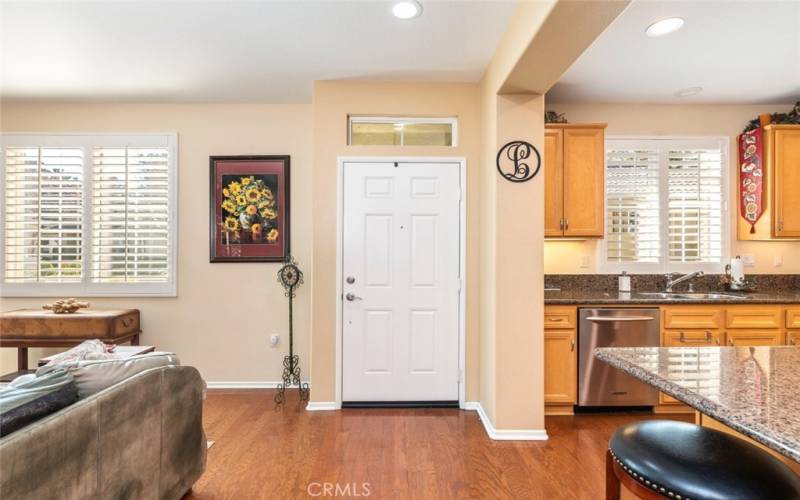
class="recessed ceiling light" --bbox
[675,86,703,97]
[645,17,685,37]
[392,1,422,20]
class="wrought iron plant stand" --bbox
[274,256,309,405]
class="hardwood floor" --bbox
[186,390,691,499]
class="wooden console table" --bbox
[0,308,141,372]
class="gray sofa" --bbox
[0,365,207,499]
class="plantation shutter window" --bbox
[92,147,170,283]
[606,148,660,263]
[3,147,84,282]
[667,149,724,264]
[1,134,177,297]
[601,138,727,274]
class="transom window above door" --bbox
[1,133,177,297]
[600,137,728,274]
[348,116,457,146]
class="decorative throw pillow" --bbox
[0,382,79,437]
[0,368,74,414]
[68,352,180,398]
[36,339,120,376]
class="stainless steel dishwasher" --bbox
[578,308,660,407]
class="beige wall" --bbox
[543,102,800,275]
[477,0,627,431]
[309,81,483,403]
[0,103,314,381]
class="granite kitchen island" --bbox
[595,346,800,473]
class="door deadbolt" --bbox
[346,276,355,284]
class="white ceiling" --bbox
[0,1,516,103]
[547,0,800,104]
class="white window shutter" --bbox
[601,138,727,274]
[605,149,660,263]
[3,147,84,282]
[667,149,724,263]
[91,147,171,283]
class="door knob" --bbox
[345,293,362,302]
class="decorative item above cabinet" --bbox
[737,107,800,240]
[544,123,607,238]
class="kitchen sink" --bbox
[636,292,684,299]
[635,291,747,300]
[676,292,747,300]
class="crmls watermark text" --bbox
[307,482,372,497]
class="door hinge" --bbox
[457,278,463,293]
[458,188,463,202]
[457,368,463,384]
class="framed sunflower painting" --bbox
[209,155,290,262]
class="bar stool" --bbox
[606,420,800,500]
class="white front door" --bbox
[342,161,461,402]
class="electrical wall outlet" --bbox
[741,254,755,267]
[579,255,590,268]
[774,255,783,267]
[270,334,280,347]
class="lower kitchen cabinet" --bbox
[725,330,784,346]
[544,329,576,405]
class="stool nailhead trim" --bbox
[609,449,689,500]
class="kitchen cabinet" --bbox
[786,307,800,330]
[544,329,576,405]
[726,330,784,346]
[725,306,782,329]
[544,306,577,411]
[544,303,797,414]
[738,124,800,240]
[544,124,606,238]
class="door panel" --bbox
[774,128,800,237]
[544,129,564,237]
[544,329,576,404]
[342,161,460,402]
[726,330,783,346]
[563,127,605,237]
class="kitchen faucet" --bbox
[665,270,704,293]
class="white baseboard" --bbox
[471,402,549,441]
[306,401,340,411]
[462,401,480,411]
[206,381,311,389]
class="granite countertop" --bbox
[595,346,800,463]
[545,289,800,305]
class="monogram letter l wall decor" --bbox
[496,140,541,183]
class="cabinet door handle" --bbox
[678,331,713,343]
[548,317,563,322]
[570,339,575,352]
[564,219,569,231]
[778,220,784,231]
[789,338,796,346]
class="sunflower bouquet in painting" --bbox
[220,175,279,244]
[210,155,289,262]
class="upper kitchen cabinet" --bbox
[738,124,800,240]
[544,124,606,238]
[772,125,800,237]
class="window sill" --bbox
[0,283,177,298]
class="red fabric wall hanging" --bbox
[738,127,764,233]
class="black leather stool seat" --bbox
[609,420,800,500]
